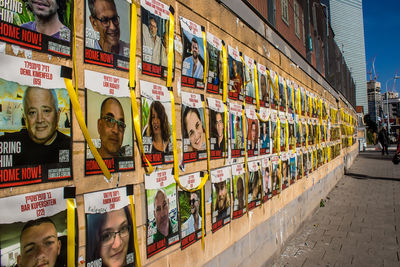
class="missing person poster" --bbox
[305,90,310,117]
[232,163,246,219]
[208,97,226,159]
[296,149,303,180]
[261,156,272,202]
[140,80,173,166]
[229,103,245,158]
[300,87,305,116]
[0,187,69,267]
[271,111,278,154]
[181,91,207,163]
[244,55,255,104]
[257,63,270,108]
[307,119,313,146]
[259,107,270,155]
[307,148,313,174]
[301,118,307,147]
[281,153,289,190]
[288,114,295,150]
[84,70,134,175]
[295,115,301,148]
[294,83,300,115]
[287,79,293,113]
[0,54,72,188]
[145,169,179,257]
[302,147,308,177]
[289,152,296,185]
[84,187,135,266]
[0,0,72,57]
[279,112,287,152]
[278,75,286,112]
[141,0,172,78]
[313,146,317,171]
[246,108,258,157]
[180,16,205,89]
[211,167,231,232]
[206,31,223,94]
[178,172,204,249]
[228,45,244,101]
[84,0,130,70]
[270,70,279,110]
[271,155,280,195]
[312,119,318,145]
[247,160,261,210]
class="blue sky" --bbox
[363,0,400,93]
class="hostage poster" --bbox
[261,156,272,202]
[229,103,245,158]
[0,54,72,188]
[0,0,72,57]
[271,155,280,195]
[243,55,255,104]
[84,0,130,70]
[140,80,173,166]
[208,97,226,159]
[228,45,244,101]
[84,187,135,266]
[206,31,223,94]
[257,63,270,108]
[211,166,231,233]
[85,70,134,175]
[145,169,179,257]
[259,107,271,155]
[232,163,246,219]
[247,160,261,210]
[246,107,259,157]
[0,187,69,267]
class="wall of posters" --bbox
[271,155,280,195]
[178,172,204,249]
[247,160,261,210]
[0,0,72,56]
[208,97,226,159]
[259,108,271,155]
[228,45,244,101]
[84,187,135,266]
[232,163,246,219]
[261,157,272,202]
[84,70,134,175]
[180,16,205,89]
[181,92,207,163]
[243,55,255,104]
[145,169,179,257]
[141,0,172,78]
[257,63,270,108]
[140,80,173,166]
[206,32,223,94]
[229,103,245,158]
[211,167,231,232]
[84,0,130,70]
[0,187,68,266]
[0,54,72,188]
[246,108,259,157]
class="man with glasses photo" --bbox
[88,0,129,55]
[97,97,127,158]
[142,16,161,65]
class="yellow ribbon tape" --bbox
[223,104,228,164]
[203,100,210,174]
[277,116,280,155]
[241,108,249,215]
[201,186,205,250]
[67,198,75,267]
[72,0,78,93]
[167,10,174,87]
[254,64,260,111]
[202,31,207,87]
[285,119,289,152]
[129,194,141,267]
[278,159,282,195]
[64,79,111,179]
[222,44,228,103]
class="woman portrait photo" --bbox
[146,101,171,153]
[86,206,134,267]
[183,107,206,152]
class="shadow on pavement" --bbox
[346,173,400,182]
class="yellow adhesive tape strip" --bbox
[129,195,141,267]
[201,186,205,250]
[167,10,174,87]
[222,45,228,103]
[67,198,75,267]
[202,31,208,87]
[241,108,249,214]
[277,116,280,156]
[203,100,210,173]
[254,64,260,111]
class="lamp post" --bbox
[385,76,400,134]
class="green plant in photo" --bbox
[179,192,190,224]
[142,99,150,129]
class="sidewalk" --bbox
[271,150,400,267]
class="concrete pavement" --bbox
[271,150,400,267]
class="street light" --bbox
[384,75,400,134]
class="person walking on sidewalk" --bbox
[378,126,389,155]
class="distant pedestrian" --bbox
[378,127,389,155]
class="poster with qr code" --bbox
[0,54,72,188]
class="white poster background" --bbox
[210,166,230,183]
[145,169,175,189]
[85,70,130,97]
[84,187,130,214]
[180,172,202,190]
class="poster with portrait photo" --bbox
[307,119,313,146]
[181,91,207,163]
[287,79,293,113]
[289,152,296,185]
[288,114,295,150]
[270,70,279,110]
[228,45,244,101]
[280,153,289,190]
[178,172,205,249]
[229,103,245,158]
[206,32,223,94]
[313,147,317,171]
[271,155,280,195]
[320,123,326,143]
[278,75,286,112]
[261,157,272,202]
[141,0,173,79]
[270,111,278,154]
[0,54,72,188]
[295,115,301,148]
[307,148,313,174]
[302,147,308,177]
[247,160,261,210]
[232,163,246,219]
[0,187,69,267]
[296,149,303,180]
[294,83,300,115]
[305,90,310,117]
[243,55,255,104]
[257,63,270,108]
[312,119,318,145]
[84,186,135,266]
[140,80,173,166]
[259,107,270,155]
[211,166,231,232]
[84,0,130,70]
[246,107,258,157]
[279,112,287,152]
[300,87,305,116]
[145,169,178,257]
[0,0,72,57]
[208,97,226,159]
[301,118,307,147]
[84,70,134,175]
[180,16,205,89]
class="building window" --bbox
[281,0,289,25]
[294,1,300,38]
[302,13,306,46]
